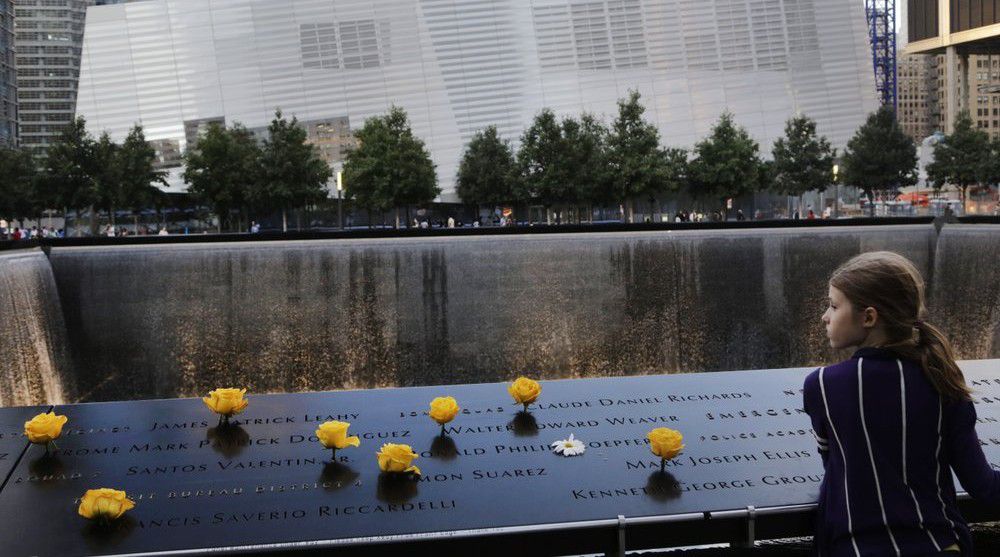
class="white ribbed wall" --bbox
[76,0,878,200]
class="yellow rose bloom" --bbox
[315,421,360,450]
[202,388,249,417]
[24,412,68,444]
[648,427,685,460]
[376,443,421,475]
[428,396,460,425]
[508,377,541,406]
[78,488,135,521]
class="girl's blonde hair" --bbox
[830,251,971,401]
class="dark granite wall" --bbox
[3,224,995,406]
[42,224,969,404]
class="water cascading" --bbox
[0,248,73,406]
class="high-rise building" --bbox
[905,0,1000,134]
[77,0,878,199]
[0,0,15,146]
[970,54,1000,139]
[897,53,939,142]
[13,0,91,154]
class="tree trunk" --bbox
[282,208,288,232]
[296,208,302,231]
[625,199,634,223]
[867,190,875,217]
[394,207,400,229]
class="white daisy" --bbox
[551,433,585,457]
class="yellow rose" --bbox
[315,421,360,450]
[24,412,68,444]
[428,396,460,425]
[376,443,421,475]
[203,388,249,417]
[508,377,541,407]
[78,488,135,521]
[648,427,685,460]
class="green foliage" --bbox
[563,113,613,207]
[980,136,1000,187]
[456,125,517,207]
[927,111,990,202]
[117,125,167,216]
[183,122,261,231]
[0,146,39,220]
[343,106,439,215]
[606,91,679,220]
[42,116,99,211]
[687,111,763,209]
[770,115,836,198]
[515,109,571,208]
[252,110,333,230]
[841,105,917,213]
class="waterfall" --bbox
[0,248,73,406]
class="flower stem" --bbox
[523,403,529,413]
[440,424,446,436]
[660,458,666,472]
[331,447,337,461]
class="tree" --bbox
[841,105,917,216]
[926,111,990,206]
[687,111,763,216]
[252,110,332,232]
[565,113,612,220]
[456,126,517,209]
[342,106,438,227]
[117,125,167,229]
[516,109,571,223]
[92,132,122,225]
[980,136,1000,189]
[0,147,39,224]
[42,117,99,234]
[184,123,261,232]
[606,90,674,222]
[771,115,836,215]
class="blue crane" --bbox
[866,0,897,109]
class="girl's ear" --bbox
[861,306,879,329]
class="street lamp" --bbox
[336,171,344,230]
[832,164,840,219]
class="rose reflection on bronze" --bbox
[28,453,65,489]
[82,515,135,551]
[645,471,683,502]
[429,434,458,460]
[204,424,250,458]
[509,411,538,437]
[319,462,360,491]
[376,473,419,504]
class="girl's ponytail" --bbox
[831,251,972,402]
[914,321,972,401]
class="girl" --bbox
[803,251,1000,556]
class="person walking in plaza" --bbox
[803,251,1000,556]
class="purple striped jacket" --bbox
[803,347,1000,556]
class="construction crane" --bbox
[866,0,897,109]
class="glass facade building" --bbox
[13,0,92,153]
[77,0,878,199]
[0,0,15,146]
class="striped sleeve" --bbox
[946,399,1000,504]
[803,368,831,462]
